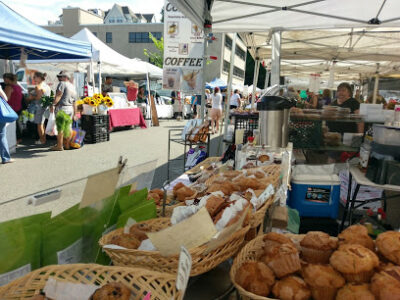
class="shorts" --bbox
[230,105,238,110]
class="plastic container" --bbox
[288,165,341,219]
[373,124,400,146]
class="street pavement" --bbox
[0,120,223,222]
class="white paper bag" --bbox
[45,112,58,136]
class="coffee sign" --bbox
[163,1,204,92]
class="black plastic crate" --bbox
[84,125,109,135]
[289,120,322,148]
[81,115,109,127]
[232,114,259,144]
[84,132,110,144]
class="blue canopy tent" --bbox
[0,1,91,60]
[206,78,227,90]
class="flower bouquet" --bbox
[81,94,114,115]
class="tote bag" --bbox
[0,97,18,123]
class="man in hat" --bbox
[49,70,77,151]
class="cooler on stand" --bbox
[288,165,341,219]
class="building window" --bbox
[117,18,123,23]
[92,32,97,37]
[106,32,112,43]
[235,47,246,60]
[225,35,232,50]
[223,60,230,73]
[129,32,162,43]
[233,66,245,79]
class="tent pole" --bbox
[264,69,270,89]
[98,61,102,94]
[251,58,260,110]
[200,37,208,122]
[372,75,379,104]
[146,71,152,126]
[220,33,237,155]
[271,31,281,86]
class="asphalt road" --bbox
[0,120,223,222]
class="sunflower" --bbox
[75,100,84,105]
[106,102,113,107]
[89,99,97,106]
[83,97,91,104]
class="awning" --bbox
[0,1,91,60]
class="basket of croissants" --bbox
[0,264,183,300]
[230,226,400,300]
[99,216,250,277]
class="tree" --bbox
[144,33,164,68]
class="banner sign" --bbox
[163,1,204,92]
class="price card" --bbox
[176,246,192,294]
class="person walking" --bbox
[27,72,51,144]
[210,87,223,134]
[50,71,77,151]
[230,89,241,109]
[0,85,13,164]
[3,73,23,143]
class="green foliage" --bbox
[55,110,72,137]
[40,90,54,108]
[144,33,164,68]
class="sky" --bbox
[3,0,165,25]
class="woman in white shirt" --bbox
[229,89,241,109]
[210,87,222,134]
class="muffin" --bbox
[109,233,140,249]
[263,232,295,254]
[330,244,379,283]
[302,264,345,300]
[205,195,226,217]
[263,243,301,278]
[376,231,400,265]
[235,261,275,297]
[338,225,375,251]
[336,283,375,300]
[90,283,131,300]
[370,264,400,300]
[272,275,311,300]
[300,231,338,264]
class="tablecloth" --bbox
[108,108,147,130]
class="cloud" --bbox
[2,0,164,25]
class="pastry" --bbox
[235,261,275,297]
[370,264,400,300]
[272,275,311,300]
[300,231,338,264]
[233,176,264,191]
[90,283,131,300]
[175,186,196,201]
[129,223,151,242]
[258,154,270,163]
[109,233,140,249]
[222,170,241,180]
[338,225,375,251]
[147,192,161,204]
[330,244,379,283]
[302,264,345,300]
[172,182,185,197]
[207,181,237,196]
[205,194,226,217]
[263,232,295,254]
[376,231,400,265]
[336,283,375,300]
[263,243,301,278]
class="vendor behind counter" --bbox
[327,82,363,133]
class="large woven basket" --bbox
[230,234,277,300]
[0,264,183,300]
[100,218,250,276]
[156,202,184,218]
[185,156,221,175]
[259,164,281,189]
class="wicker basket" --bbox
[100,218,250,276]
[185,156,221,175]
[230,234,277,300]
[259,164,281,189]
[156,202,184,218]
[0,264,183,300]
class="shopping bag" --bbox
[45,111,58,136]
[70,127,86,149]
[0,97,18,123]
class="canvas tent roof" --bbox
[0,1,91,60]
[26,28,162,78]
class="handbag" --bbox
[0,97,18,123]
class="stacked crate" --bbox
[81,115,110,144]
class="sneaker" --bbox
[2,159,15,164]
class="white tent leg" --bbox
[264,69,270,89]
[98,61,102,94]
[146,71,152,126]
[251,59,260,110]
[220,33,237,154]
[200,38,208,122]
[271,31,281,86]
[372,75,379,104]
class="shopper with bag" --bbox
[0,85,18,164]
[27,72,51,145]
[49,71,77,151]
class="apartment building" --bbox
[44,4,246,87]
[44,5,162,61]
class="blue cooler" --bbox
[288,166,341,219]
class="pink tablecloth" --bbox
[108,108,147,130]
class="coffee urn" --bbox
[257,96,293,147]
